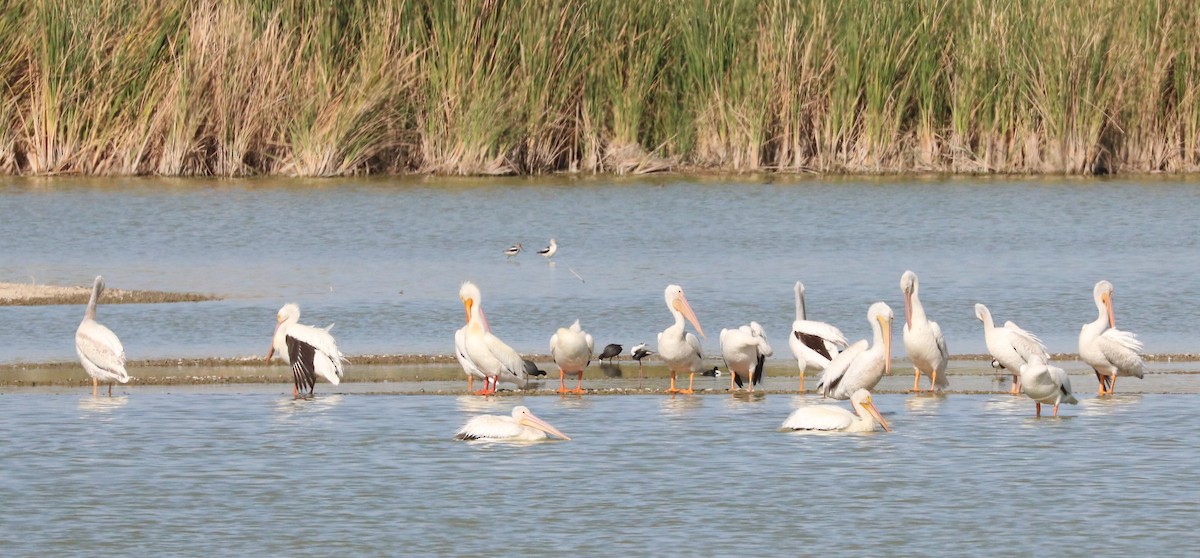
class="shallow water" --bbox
[1,175,1198,366]
[0,391,1196,556]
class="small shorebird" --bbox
[537,238,558,259]
[701,366,722,377]
[75,275,130,397]
[504,243,523,258]
[267,303,347,398]
[631,342,653,386]
[454,406,571,442]
[598,343,622,363]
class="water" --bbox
[1,175,1198,365]
[0,391,1195,556]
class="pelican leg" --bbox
[680,372,695,395]
[798,371,806,394]
[929,370,938,393]
[1010,374,1021,395]
[1094,370,1106,395]
[666,371,679,394]
[1107,374,1117,395]
[467,376,473,393]
[92,378,98,397]
[1052,403,1060,417]
[1036,402,1042,417]
[293,383,299,398]
[730,373,736,392]
[108,382,113,397]
[569,371,585,395]
[474,377,494,396]
[912,369,922,392]
[557,368,567,394]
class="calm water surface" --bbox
[0,391,1195,556]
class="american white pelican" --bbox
[1018,355,1078,417]
[454,326,487,392]
[975,303,1049,395]
[901,271,949,392]
[720,321,773,391]
[75,276,129,397]
[550,319,594,394]
[657,284,705,394]
[454,406,571,442]
[781,389,891,433]
[459,282,528,395]
[598,343,622,363]
[504,243,523,258]
[1079,280,1145,395]
[789,282,849,393]
[817,302,893,400]
[267,303,346,398]
[537,238,558,259]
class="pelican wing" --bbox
[286,336,318,393]
[456,327,486,380]
[686,332,703,360]
[454,415,525,440]
[781,404,855,431]
[286,323,346,383]
[930,320,949,361]
[816,339,868,396]
[1047,365,1079,405]
[75,321,129,382]
[1097,328,1146,377]
[1003,321,1049,361]
[793,320,848,350]
[485,332,529,387]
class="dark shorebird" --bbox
[630,342,653,387]
[522,359,548,377]
[503,243,523,258]
[701,366,722,377]
[598,343,622,363]
[537,238,557,259]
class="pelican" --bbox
[901,271,949,392]
[657,284,705,394]
[816,302,893,400]
[459,282,528,395]
[720,321,773,391]
[781,389,891,433]
[454,326,487,392]
[598,343,622,363]
[975,303,1049,395]
[504,243,523,258]
[1018,355,1078,417]
[537,238,558,259]
[454,406,571,442]
[550,319,594,394]
[267,303,346,398]
[75,276,129,397]
[789,282,849,393]
[1079,280,1145,395]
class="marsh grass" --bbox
[1,0,1197,176]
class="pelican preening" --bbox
[975,303,1049,395]
[75,276,130,397]
[598,343,622,363]
[550,319,594,394]
[504,243,523,258]
[781,389,891,433]
[458,282,527,395]
[267,303,346,398]
[789,282,848,393]
[1079,280,1145,395]
[901,271,949,393]
[817,302,893,400]
[454,406,571,442]
[657,284,705,394]
[1019,355,1078,417]
[537,238,558,259]
[720,321,772,391]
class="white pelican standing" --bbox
[781,389,891,433]
[657,284,705,394]
[75,276,130,397]
[720,321,773,391]
[454,406,571,442]
[266,303,346,398]
[537,238,558,259]
[459,282,528,395]
[789,282,849,393]
[975,303,1049,395]
[817,302,893,400]
[550,319,594,394]
[901,271,949,392]
[1018,355,1078,417]
[454,326,487,392]
[1079,280,1145,395]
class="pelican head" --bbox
[1094,280,1115,328]
[900,270,918,327]
[974,303,991,324]
[850,389,891,432]
[868,302,894,376]
[266,303,301,362]
[459,281,486,326]
[512,406,570,440]
[664,284,705,338]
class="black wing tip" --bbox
[454,432,480,441]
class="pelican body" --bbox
[781,389,891,433]
[975,303,1049,395]
[1019,355,1078,417]
[657,285,705,394]
[459,282,528,395]
[75,276,130,397]
[454,406,571,442]
[901,271,949,392]
[550,319,594,394]
[720,321,773,391]
[1079,280,1145,395]
[788,282,849,393]
[266,303,346,397]
[817,302,893,400]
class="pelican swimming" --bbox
[598,343,622,363]
[537,238,558,259]
[816,302,893,400]
[550,319,594,394]
[75,275,129,397]
[1018,355,1078,417]
[459,282,528,395]
[454,406,571,442]
[781,389,891,433]
[975,303,1049,395]
[1079,280,1145,395]
[504,243,523,258]
[720,321,773,391]
[901,271,949,392]
[267,303,346,398]
[657,284,705,394]
[789,282,849,393]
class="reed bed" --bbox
[0,0,1196,176]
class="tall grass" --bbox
[1,0,1197,176]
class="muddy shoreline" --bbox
[0,282,220,306]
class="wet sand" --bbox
[0,281,220,306]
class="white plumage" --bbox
[657,284,705,394]
[817,302,893,400]
[537,238,558,259]
[975,303,1049,394]
[781,389,891,433]
[455,326,487,392]
[1078,280,1145,395]
[75,276,129,397]
[720,321,773,391]
[788,282,848,393]
[454,406,571,442]
[1018,355,1078,417]
[459,282,527,395]
[267,303,346,397]
[901,271,949,392]
[550,319,594,394]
